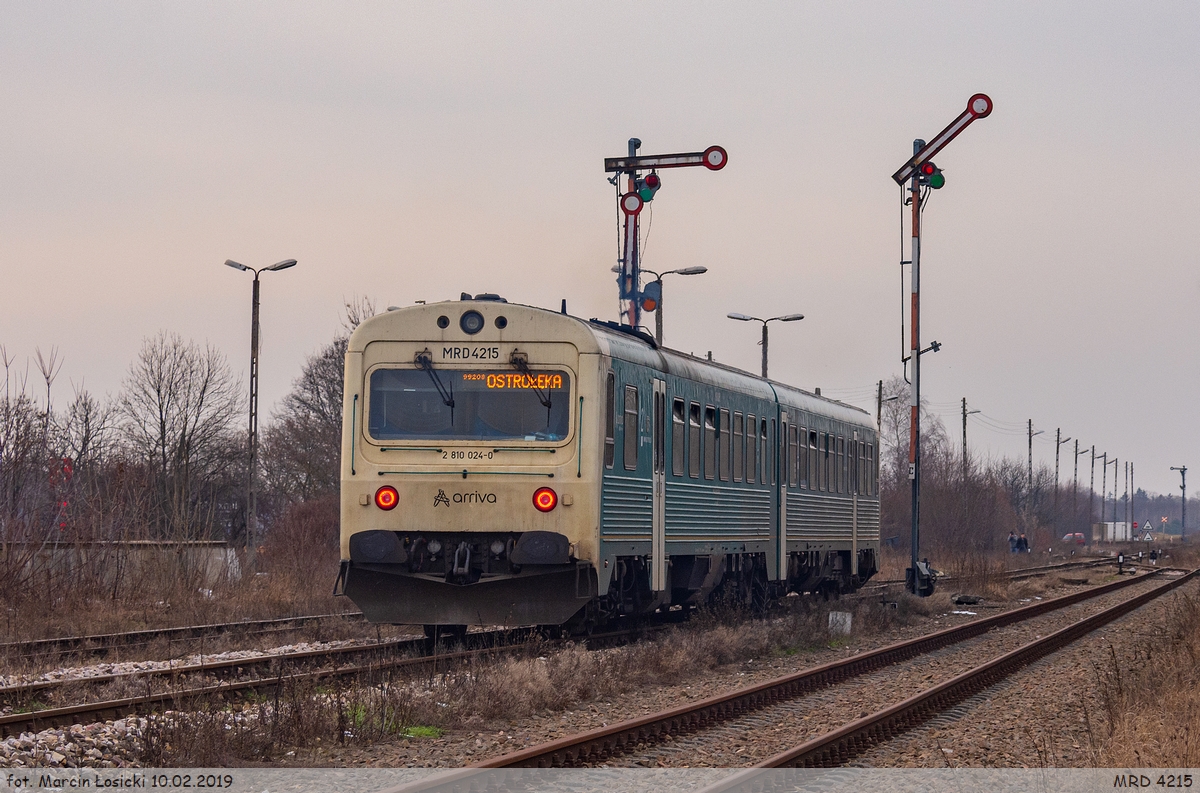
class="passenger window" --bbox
[719,409,731,481]
[868,443,876,495]
[704,406,717,480]
[733,412,744,482]
[688,403,701,478]
[768,419,775,485]
[623,385,639,471]
[671,398,686,476]
[788,425,799,487]
[746,414,757,483]
[808,430,818,491]
[840,436,849,491]
[798,426,808,488]
[820,432,829,491]
[761,420,768,484]
[604,373,615,469]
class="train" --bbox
[335,294,880,632]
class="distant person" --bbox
[1150,548,1158,566]
[1008,532,1018,554]
[1017,533,1029,553]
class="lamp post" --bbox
[726,312,805,378]
[225,258,297,573]
[642,267,707,345]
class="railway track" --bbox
[0,611,368,661]
[0,622,667,737]
[864,557,1115,590]
[463,567,1182,770]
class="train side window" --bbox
[768,419,776,485]
[604,373,615,469]
[760,419,768,485]
[788,424,799,487]
[811,431,820,489]
[689,403,701,478]
[840,436,849,491]
[820,432,829,491]
[797,426,807,488]
[671,398,686,476]
[733,412,744,482]
[868,442,876,495]
[623,385,639,471]
[719,409,731,481]
[704,406,717,480]
[849,439,858,495]
[746,414,757,483]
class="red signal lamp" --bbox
[374,485,399,510]
[918,161,945,189]
[532,487,558,512]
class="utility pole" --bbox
[891,93,993,597]
[1088,446,1096,540]
[961,398,980,484]
[1072,440,1085,525]
[1099,452,1108,526]
[605,141,726,329]
[1027,420,1044,524]
[877,380,884,429]
[1053,429,1071,531]
[1172,465,1187,541]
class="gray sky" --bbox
[2,2,1197,495]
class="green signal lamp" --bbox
[637,172,662,202]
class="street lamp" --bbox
[642,266,707,345]
[726,312,804,378]
[225,258,297,573]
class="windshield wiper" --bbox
[509,352,552,411]
[415,351,455,418]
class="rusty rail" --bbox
[473,569,1159,768]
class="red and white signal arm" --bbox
[620,192,644,216]
[702,146,728,170]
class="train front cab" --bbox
[337,301,605,628]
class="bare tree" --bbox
[261,297,375,503]
[120,332,242,538]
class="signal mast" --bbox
[891,94,993,596]
[604,140,727,330]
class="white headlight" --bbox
[427,539,443,554]
[490,540,506,555]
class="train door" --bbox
[651,379,667,591]
[776,411,788,581]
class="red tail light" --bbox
[532,487,558,512]
[375,486,399,510]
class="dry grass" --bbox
[137,593,943,765]
[1088,591,1200,767]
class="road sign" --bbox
[1143,532,1153,541]
[1133,521,1139,529]
[893,94,993,185]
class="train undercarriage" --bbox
[339,528,878,635]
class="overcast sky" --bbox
[2,2,1197,496]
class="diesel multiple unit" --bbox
[337,295,880,630]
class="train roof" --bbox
[351,296,874,430]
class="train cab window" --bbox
[704,407,717,480]
[623,385,639,471]
[733,412,744,482]
[688,403,701,478]
[672,398,686,476]
[746,414,757,483]
[788,425,799,487]
[604,373,615,469]
[719,409,731,481]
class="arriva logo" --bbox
[433,489,496,507]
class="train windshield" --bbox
[368,368,572,441]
